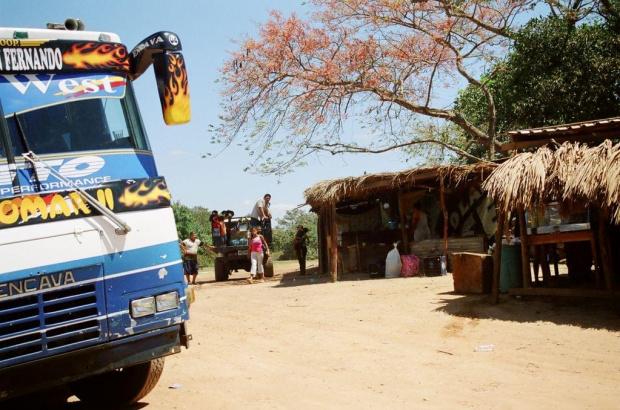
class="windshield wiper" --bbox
[13,115,43,192]
[22,151,132,235]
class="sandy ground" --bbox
[145,260,620,409]
[19,260,620,408]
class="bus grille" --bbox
[0,283,105,366]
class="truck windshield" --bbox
[1,79,149,158]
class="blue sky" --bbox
[1,0,420,223]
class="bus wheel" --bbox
[71,358,164,406]
[214,259,229,282]
[264,258,274,278]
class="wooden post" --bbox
[398,191,409,253]
[440,179,448,261]
[325,219,332,276]
[319,211,328,275]
[329,205,339,282]
[517,207,531,288]
[492,209,506,304]
[355,231,362,273]
[597,216,614,294]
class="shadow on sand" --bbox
[432,289,620,331]
[273,269,620,332]
[1,388,151,410]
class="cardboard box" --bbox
[451,252,493,294]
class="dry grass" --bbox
[482,148,553,213]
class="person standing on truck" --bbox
[219,210,234,246]
[246,227,270,284]
[181,232,214,285]
[209,210,222,246]
[250,194,272,228]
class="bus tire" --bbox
[71,358,165,406]
[264,258,274,278]
[214,259,229,282]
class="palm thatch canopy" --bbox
[484,140,620,223]
[304,162,496,209]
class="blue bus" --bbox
[0,19,192,405]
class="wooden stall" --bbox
[485,117,620,301]
[304,164,497,282]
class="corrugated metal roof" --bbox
[508,117,620,137]
[501,117,620,152]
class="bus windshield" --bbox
[0,73,150,158]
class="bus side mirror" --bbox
[153,52,191,125]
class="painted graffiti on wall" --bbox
[439,186,497,240]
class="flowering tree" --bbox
[215,0,541,173]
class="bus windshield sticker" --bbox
[0,39,130,75]
[0,177,171,229]
[0,73,126,115]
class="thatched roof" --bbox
[304,163,497,209]
[484,140,620,223]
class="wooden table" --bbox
[527,230,601,286]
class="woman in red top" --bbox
[247,227,269,283]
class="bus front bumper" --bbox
[0,322,190,401]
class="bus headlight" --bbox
[156,291,180,312]
[130,291,180,318]
[131,297,156,318]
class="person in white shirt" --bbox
[250,194,272,228]
[180,232,214,285]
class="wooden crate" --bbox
[451,252,493,294]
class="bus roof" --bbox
[0,27,184,83]
[0,27,121,43]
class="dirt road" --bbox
[134,260,619,409]
[32,260,620,409]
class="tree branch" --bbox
[441,1,519,39]
[307,139,489,164]
[600,0,620,19]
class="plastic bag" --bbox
[385,243,402,278]
[400,255,420,277]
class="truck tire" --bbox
[71,358,164,406]
[214,258,229,282]
[264,258,274,278]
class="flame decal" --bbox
[162,54,191,125]
[119,179,171,208]
[63,43,130,71]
